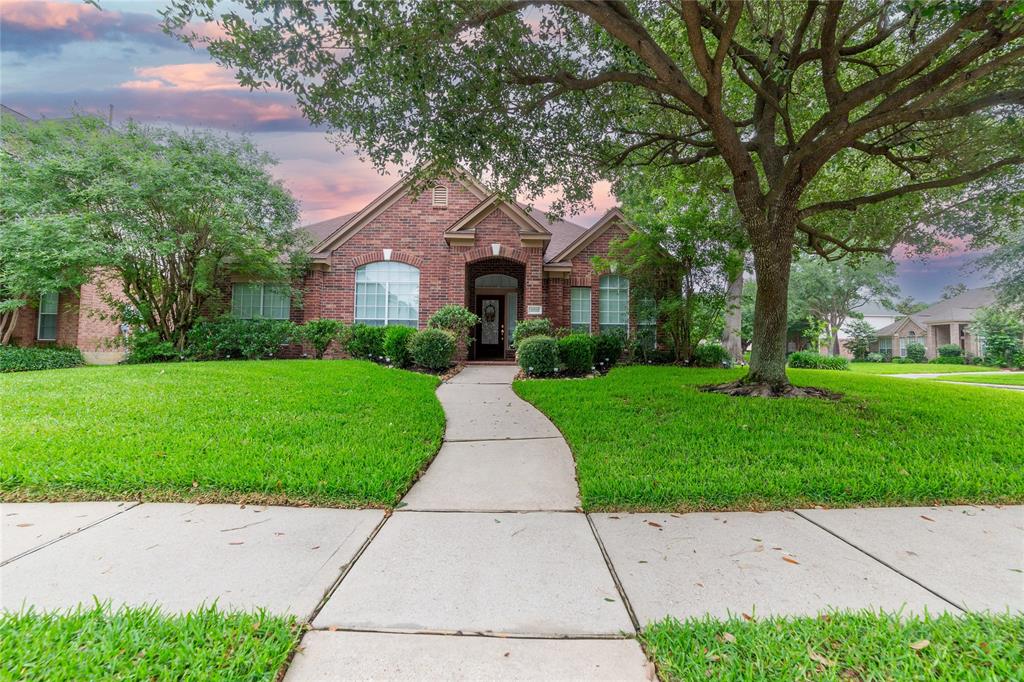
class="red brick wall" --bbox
[75,278,124,352]
[8,290,78,348]
[566,223,632,333]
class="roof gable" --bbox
[549,208,631,263]
[914,287,997,322]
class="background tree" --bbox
[2,117,302,349]
[843,317,878,360]
[167,0,1024,395]
[787,255,898,355]
[607,165,744,363]
[969,306,1024,366]
[889,295,930,315]
[942,282,968,299]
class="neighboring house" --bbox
[833,301,902,358]
[872,287,998,359]
[13,169,636,362]
[280,170,634,360]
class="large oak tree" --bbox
[166,0,1024,392]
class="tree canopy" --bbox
[1,117,302,348]
[165,0,1024,391]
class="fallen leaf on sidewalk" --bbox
[15,523,32,527]
[741,613,753,621]
[782,555,800,565]
[228,541,244,545]
[920,515,935,522]
[909,639,930,650]
[647,521,663,528]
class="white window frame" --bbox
[37,292,58,341]
[599,275,629,334]
[355,261,420,327]
[231,283,291,320]
[570,287,591,333]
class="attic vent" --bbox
[431,185,449,207]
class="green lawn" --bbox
[642,612,1023,682]
[0,605,300,681]
[0,360,444,506]
[848,362,995,374]
[513,365,1024,511]
[932,372,1024,386]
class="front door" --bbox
[475,295,505,359]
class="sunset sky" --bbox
[1,0,990,302]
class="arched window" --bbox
[431,185,449,207]
[355,261,420,327]
[474,274,518,289]
[599,275,629,334]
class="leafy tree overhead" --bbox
[788,255,898,356]
[1,117,303,349]
[979,219,1024,310]
[166,0,1024,394]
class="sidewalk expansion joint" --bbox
[443,436,565,443]
[306,512,391,624]
[0,501,142,567]
[305,625,637,640]
[791,509,968,613]
[394,508,583,515]
[586,513,642,635]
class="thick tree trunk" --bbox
[746,243,791,386]
[721,266,743,362]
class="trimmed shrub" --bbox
[787,351,850,370]
[905,342,926,363]
[693,341,731,368]
[517,335,560,376]
[511,319,552,347]
[346,323,387,361]
[0,345,85,372]
[592,332,624,370]
[384,325,417,368]
[123,331,179,364]
[865,352,885,363]
[938,343,963,358]
[930,355,964,364]
[300,319,346,359]
[410,327,455,370]
[428,305,479,353]
[188,317,296,360]
[558,333,595,374]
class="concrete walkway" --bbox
[2,363,1022,680]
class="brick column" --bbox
[523,248,544,319]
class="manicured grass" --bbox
[513,366,1024,511]
[0,605,300,681]
[932,372,1024,386]
[642,611,1024,681]
[848,362,994,374]
[0,360,444,506]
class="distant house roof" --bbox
[851,301,901,318]
[915,286,997,323]
[875,287,997,335]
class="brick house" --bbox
[278,170,637,360]
[12,170,639,362]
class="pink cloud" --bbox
[2,1,165,54]
[120,63,240,92]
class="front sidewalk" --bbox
[2,365,1021,680]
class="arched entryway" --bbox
[465,258,525,360]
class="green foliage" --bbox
[427,304,479,353]
[384,325,417,368]
[0,604,301,681]
[123,331,179,364]
[930,355,964,365]
[970,306,1024,367]
[299,319,346,359]
[517,335,560,377]
[188,317,296,360]
[0,116,301,348]
[346,323,387,361]
[0,361,444,506]
[938,343,964,358]
[693,342,731,368]
[557,334,595,375]
[642,612,1024,682]
[865,352,886,363]
[905,342,927,363]
[410,327,455,371]
[843,319,878,361]
[0,345,84,373]
[513,365,1024,510]
[511,318,552,347]
[787,351,850,371]
[592,332,625,370]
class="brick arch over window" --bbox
[463,245,528,265]
[349,250,425,269]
